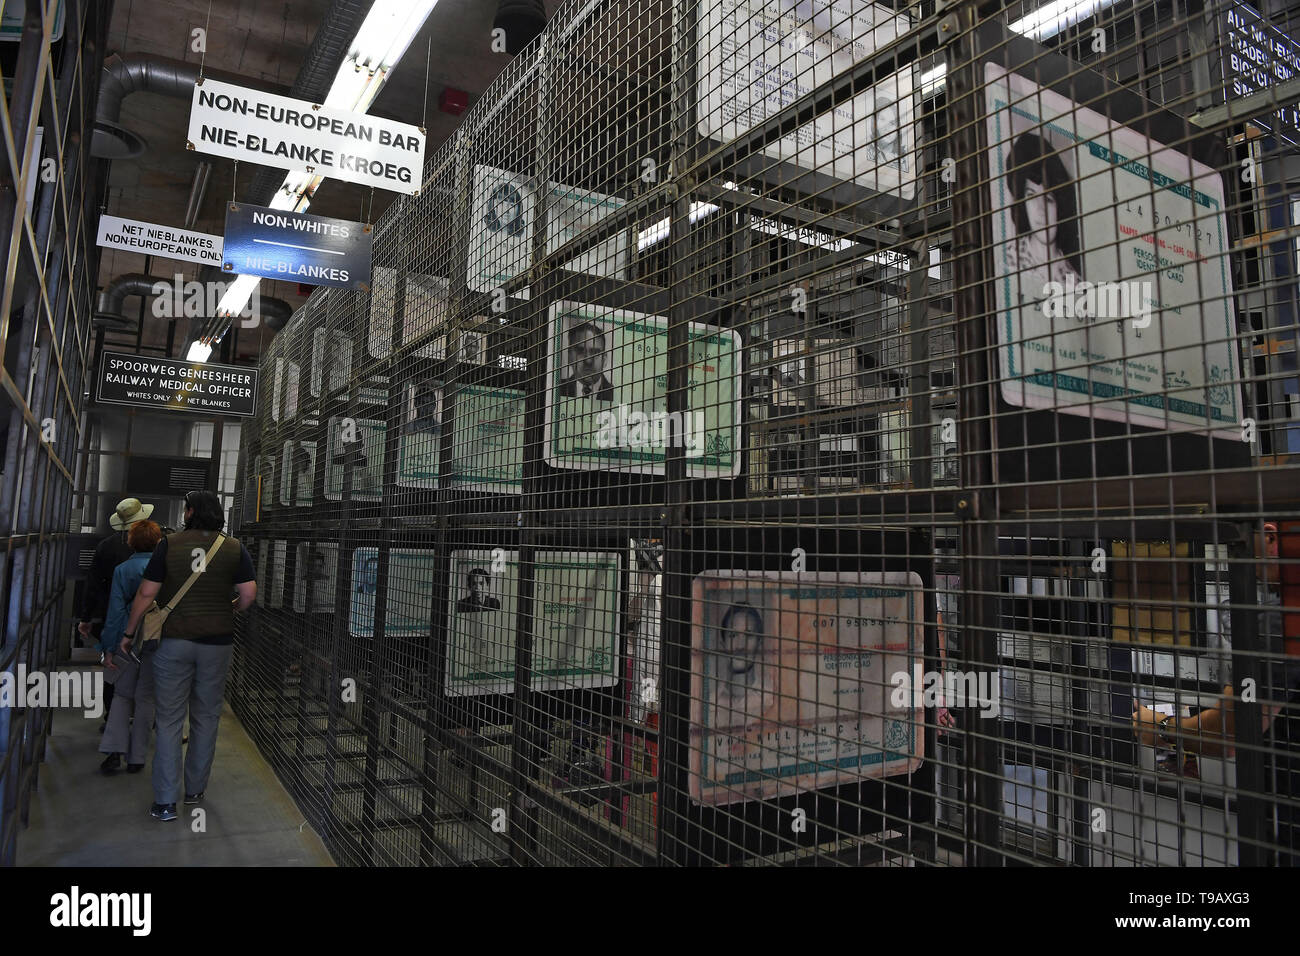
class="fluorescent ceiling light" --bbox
[920,64,947,98]
[186,340,213,362]
[918,0,1123,98]
[636,201,721,251]
[202,0,439,359]
[1009,0,1120,41]
[349,0,437,72]
[214,273,261,318]
[323,64,380,111]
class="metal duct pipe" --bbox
[92,54,290,159]
[94,274,159,327]
[93,55,197,158]
[494,0,547,55]
[95,273,293,332]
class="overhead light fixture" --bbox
[213,273,262,321]
[636,202,722,251]
[198,0,441,360]
[1009,0,1120,41]
[920,0,1122,99]
[350,0,438,72]
[920,64,947,98]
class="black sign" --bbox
[126,455,212,496]
[96,351,259,417]
[1223,4,1300,142]
[222,202,372,290]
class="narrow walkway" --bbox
[17,662,334,866]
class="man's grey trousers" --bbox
[151,638,234,805]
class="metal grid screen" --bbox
[0,0,112,866]
[229,0,1300,866]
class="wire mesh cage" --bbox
[230,0,1300,866]
[0,0,114,866]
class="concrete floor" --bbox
[17,664,335,866]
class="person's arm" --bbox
[120,540,167,653]
[1132,685,1238,757]
[232,543,256,611]
[123,580,162,649]
[235,581,257,610]
[99,564,133,662]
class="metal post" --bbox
[908,240,933,491]
[654,0,699,867]
[507,34,554,867]
[1228,532,1268,866]
[944,2,1005,867]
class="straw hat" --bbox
[109,497,154,531]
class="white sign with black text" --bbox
[96,214,224,266]
[187,78,425,195]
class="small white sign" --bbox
[187,78,425,195]
[96,214,224,266]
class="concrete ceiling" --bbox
[97,0,564,363]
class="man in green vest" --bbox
[124,490,257,822]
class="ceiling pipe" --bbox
[258,297,294,331]
[95,273,293,335]
[94,274,159,328]
[92,54,291,159]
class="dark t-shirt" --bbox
[142,535,255,646]
[81,531,134,622]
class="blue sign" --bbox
[1223,4,1300,143]
[222,202,372,290]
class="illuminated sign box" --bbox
[1222,3,1300,141]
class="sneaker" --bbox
[126,763,144,774]
[184,791,204,804]
[100,753,121,774]
[149,803,177,822]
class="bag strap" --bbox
[161,533,227,612]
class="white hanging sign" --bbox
[186,78,425,195]
[96,214,224,266]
